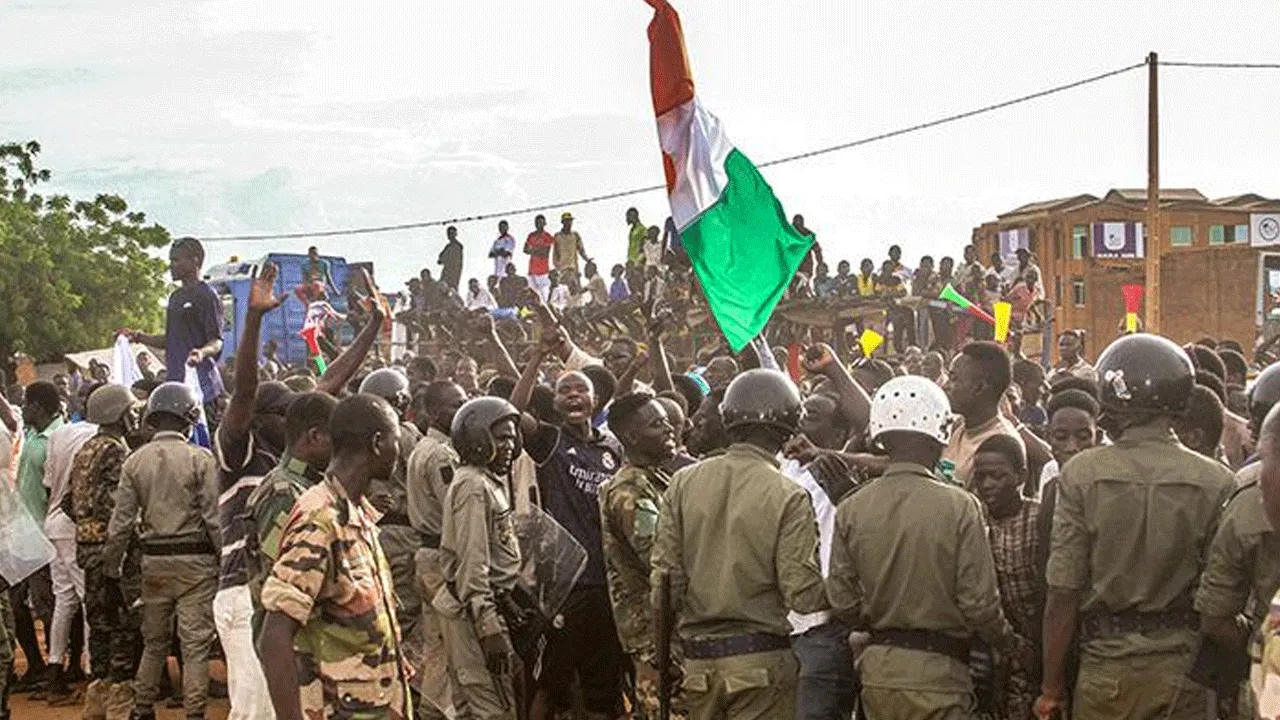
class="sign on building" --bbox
[997,227,1029,260]
[1252,213,1280,247]
[1092,221,1144,259]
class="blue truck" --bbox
[204,253,357,367]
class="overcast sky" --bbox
[4,0,1279,289]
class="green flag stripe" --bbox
[682,148,813,352]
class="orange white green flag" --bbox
[645,0,812,352]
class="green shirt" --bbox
[627,222,647,267]
[17,417,63,523]
[650,443,827,641]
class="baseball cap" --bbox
[561,212,573,221]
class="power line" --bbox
[1162,60,1280,69]
[201,59,1149,243]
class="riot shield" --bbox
[513,505,587,621]
[0,484,54,586]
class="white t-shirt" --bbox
[0,416,19,492]
[43,422,99,541]
[781,458,835,634]
[643,236,665,268]
[491,234,516,277]
[466,287,497,312]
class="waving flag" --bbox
[645,0,812,352]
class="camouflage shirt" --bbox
[260,474,412,720]
[67,433,129,544]
[599,463,669,663]
[243,453,322,628]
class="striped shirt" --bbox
[214,425,278,590]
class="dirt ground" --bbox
[10,656,230,720]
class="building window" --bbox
[1210,225,1225,245]
[1235,224,1250,244]
[1170,226,1193,247]
[1072,225,1087,259]
[1055,277,1063,305]
[1054,228,1063,260]
[1071,277,1086,307]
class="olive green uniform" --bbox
[1195,463,1280,719]
[371,422,425,668]
[1047,422,1235,720]
[407,427,462,720]
[436,465,522,720]
[104,430,220,719]
[827,462,1019,719]
[650,444,828,720]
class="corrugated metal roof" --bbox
[997,194,1098,219]
[1103,188,1208,203]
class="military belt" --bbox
[1079,609,1199,642]
[140,538,216,557]
[684,633,791,660]
[867,629,970,664]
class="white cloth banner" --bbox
[184,366,211,449]
[1252,214,1280,248]
[111,333,143,387]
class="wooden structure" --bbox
[973,189,1280,361]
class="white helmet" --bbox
[868,376,954,446]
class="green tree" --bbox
[0,140,170,367]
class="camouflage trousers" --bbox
[0,592,15,720]
[78,542,143,684]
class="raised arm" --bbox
[804,343,871,435]
[512,341,547,437]
[222,263,284,439]
[315,269,385,396]
[473,312,520,380]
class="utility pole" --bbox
[1145,51,1161,334]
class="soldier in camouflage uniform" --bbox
[360,369,426,663]
[0,587,13,720]
[67,384,144,720]
[406,381,469,720]
[242,392,336,635]
[105,382,221,720]
[599,392,679,720]
[258,394,412,720]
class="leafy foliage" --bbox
[0,141,170,365]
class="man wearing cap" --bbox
[212,264,382,720]
[553,212,591,276]
[650,369,829,720]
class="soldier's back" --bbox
[122,432,217,539]
[1050,423,1234,623]
[665,443,820,641]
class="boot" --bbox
[46,664,76,706]
[29,664,55,701]
[82,679,109,720]
[105,682,137,720]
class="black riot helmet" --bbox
[359,368,411,417]
[143,382,201,426]
[1095,334,1194,419]
[1249,362,1280,436]
[719,369,803,434]
[451,397,521,470]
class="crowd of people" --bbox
[1,226,1280,720]
[401,211,1049,358]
